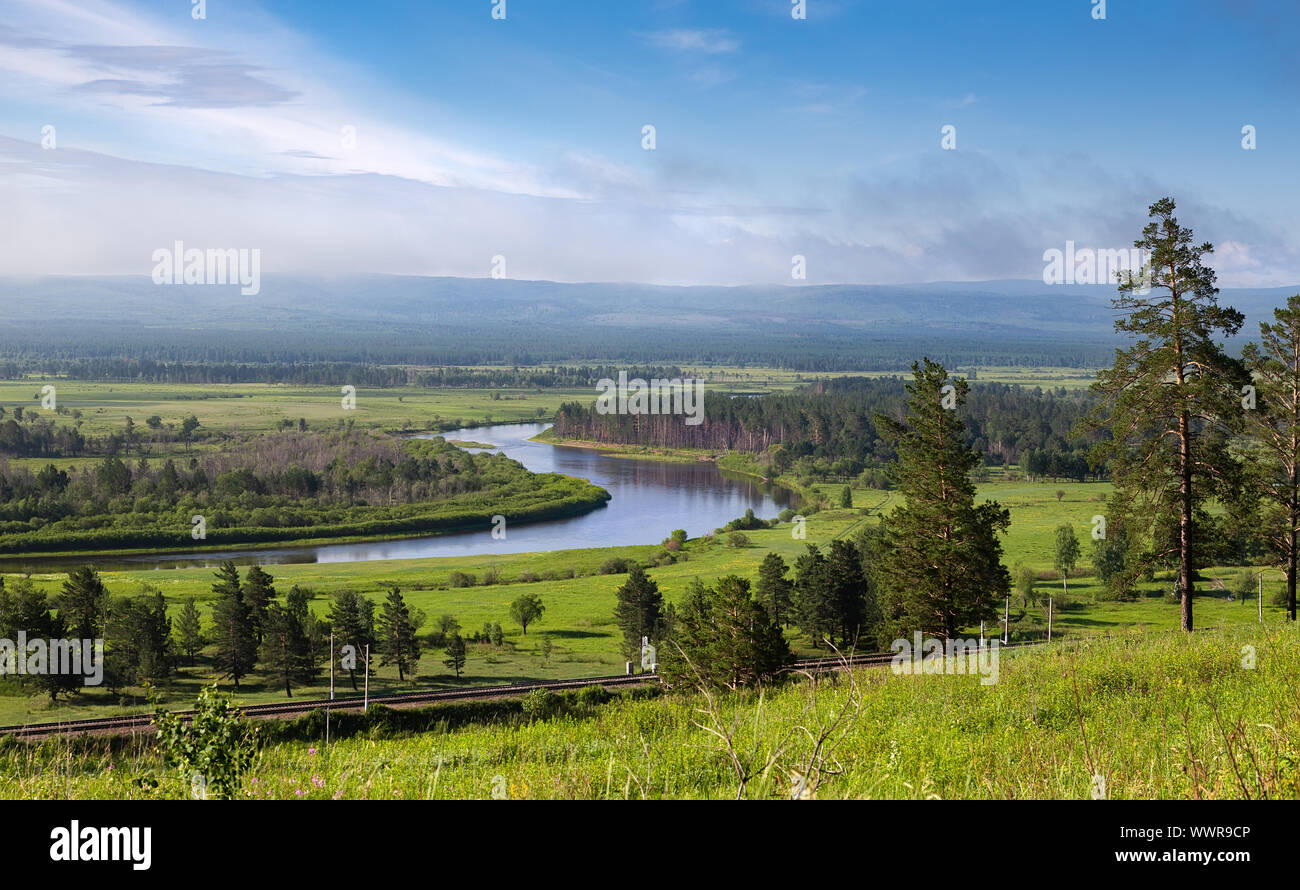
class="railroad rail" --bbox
[0,673,650,741]
[0,641,1043,740]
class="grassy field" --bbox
[3,623,1294,800]
[1,480,1290,725]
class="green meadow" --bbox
[4,623,1294,800]
[1,479,1289,726]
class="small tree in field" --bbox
[152,684,257,800]
[442,632,467,678]
[1053,524,1081,597]
[510,593,545,634]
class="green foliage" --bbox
[1080,198,1247,630]
[659,575,792,691]
[875,360,1011,642]
[442,632,467,678]
[1053,524,1081,581]
[377,587,421,682]
[151,683,257,800]
[209,561,256,687]
[509,592,545,635]
[175,597,204,665]
[521,687,556,721]
[613,565,663,662]
[755,551,793,627]
[328,589,375,691]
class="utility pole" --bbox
[980,620,985,649]
[1048,597,1053,643]
[363,643,370,713]
[1259,572,1264,624]
[1003,596,1010,644]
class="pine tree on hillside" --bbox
[328,589,375,690]
[755,552,793,628]
[377,586,420,682]
[241,564,276,645]
[875,359,1011,642]
[793,545,835,647]
[1078,197,1246,631]
[209,560,256,687]
[260,602,316,696]
[176,597,205,666]
[613,565,664,664]
[1241,293,1300,622]
[59,565,110,641]
[659,575,791,691]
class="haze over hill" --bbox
[3,276,1297,370]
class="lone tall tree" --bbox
[1080,197,1246,632]
[1241,293,1300,622]
[875,359,1010,641]
[1053,524,1080,597]
[755,552,793,628]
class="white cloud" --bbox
[642,29,741,54]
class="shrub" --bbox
[152,684,257,800]
[599,557,635,575]
[448,571,476,588]
[727,532,750,548]
[521,688,556,721]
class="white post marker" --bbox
[1003,596,1010,644]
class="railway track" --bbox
[0,673,651,741]
[0,641,1043,740]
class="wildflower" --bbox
[308,747,317,756]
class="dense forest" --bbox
[0,360,692,388]
[0,433,609,554]
[552,377,1107,482]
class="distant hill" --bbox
[2,275,1296,370]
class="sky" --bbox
[1,0,1298,287]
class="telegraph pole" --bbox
[363,644,370,713]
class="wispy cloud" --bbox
[642,28,740,54]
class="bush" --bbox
[152,684,257,800]
[598,557,635,575]
[517,571,540,583]
[481,566,502,586]
[576,685,611,708]
[778,508,795,523]
[521,688,556,721]
[727,532,750,548]
[448,571,476,588]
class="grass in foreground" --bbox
[1,623,1294,799]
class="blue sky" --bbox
[2,0,1298,286]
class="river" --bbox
[3,423,792,572]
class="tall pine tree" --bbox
[613,565,664,664]
[1079,197,1246,631]
[875,359,1010,642]
[209,560,256,687]
[377,586,420,682]
[1241,293,1300,621]
[755,552,793,628]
